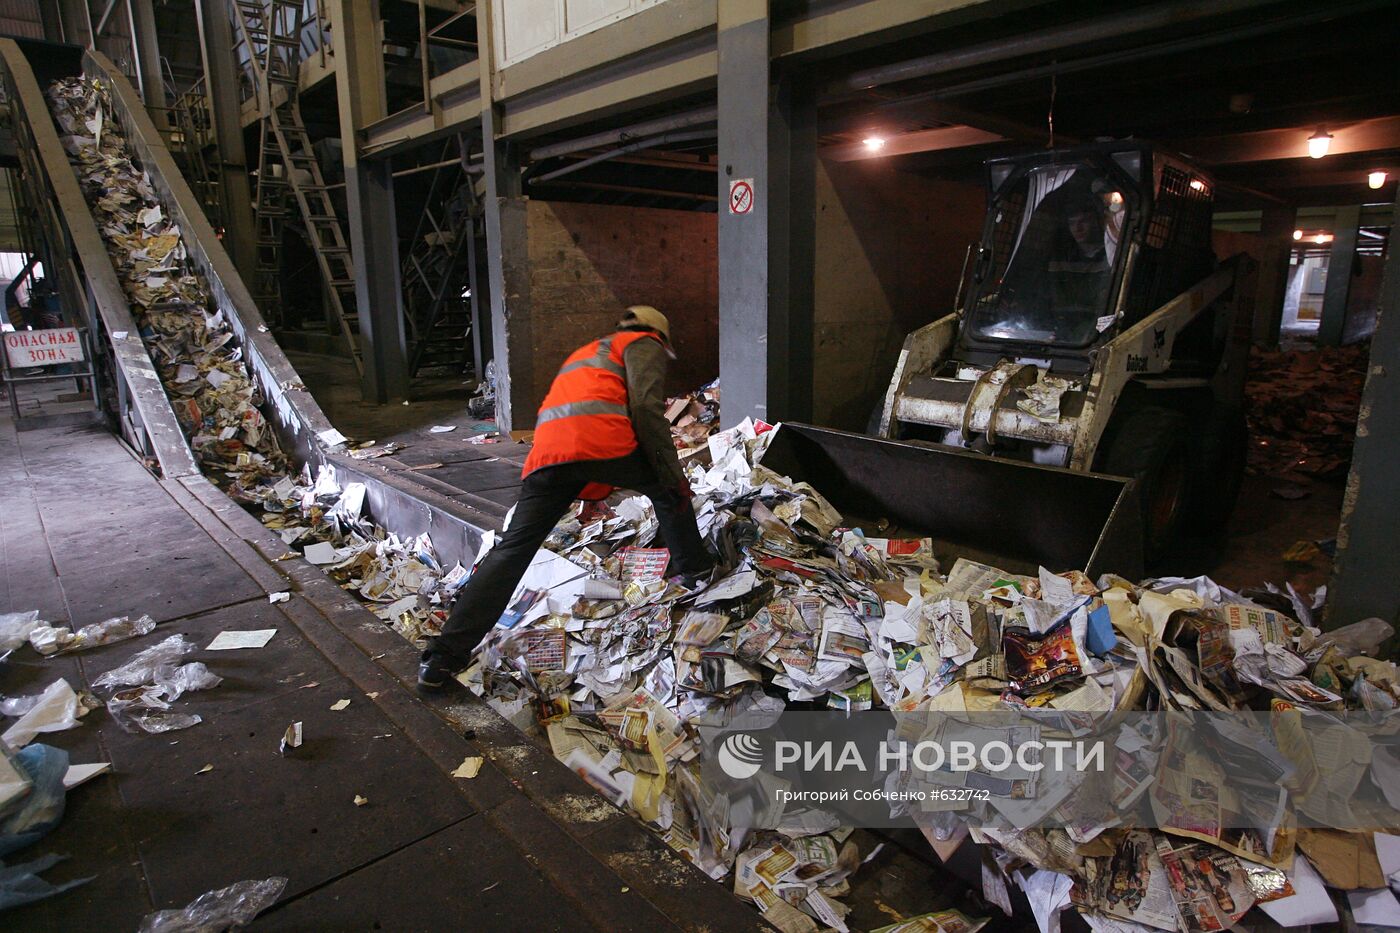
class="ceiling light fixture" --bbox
[862,136,886,152]
[1293,229,1303,240]
[1314,233,1332,244]
[1369,171,1388,189]
[1307,128,1333,159]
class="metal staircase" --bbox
[231,0,362,374]
[162,62,222,229]
[401,138,481,376]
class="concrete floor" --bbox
[0,408,766,932]
[284,351,494,444]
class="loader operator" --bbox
[988,186,1116,345]
[418,305,716,690]
[1046,194,1114,316]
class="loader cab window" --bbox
[969,163,1128,347]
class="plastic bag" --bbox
[0,744,68,857]
[1321,617,1395,658]
[137,876,288,932]
[105,661,220,733]
[27,625,75,656]
[158,662,222,699]
[0,610,42,652]
[92,635,197,690]
[0,679,82,748]
[0,853,92,910]
[62,614,157,654]
[0,693,41,718]
[106,694,203,734]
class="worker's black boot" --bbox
[417,650,464,691]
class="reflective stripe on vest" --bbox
[555,337,626,378]
[535,399,630,425]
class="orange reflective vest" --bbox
[522,330,662,498]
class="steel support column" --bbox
[329,0,409,402]
[127,0,169,131]
[39,2,64,42]
[1251,205,1296,347]
[1318,204,1361,347]
[476,0,530,432]
[717,0,815,425]
[194,0,257,282]
[58,0,93,47]
[1329,187,1400,628]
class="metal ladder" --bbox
[162,61,222,229]
[401,138,481,376]
[231,0,362,374]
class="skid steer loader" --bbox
[878,142,1252,559]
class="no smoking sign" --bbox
[728,178,754,215]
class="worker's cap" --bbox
[619,305,676,358]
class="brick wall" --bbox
[812,159,985,430]
[524,200,718,415]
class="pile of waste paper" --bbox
[458,417,1400,933]
[1245,344,1369,483]
[667,380,721,454]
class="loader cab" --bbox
[958,144,1217,373]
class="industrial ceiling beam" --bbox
[839,0,1293,93]
[1175,115,1400,165]
[822,124,1005,161]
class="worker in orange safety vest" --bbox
[419,306,716,689]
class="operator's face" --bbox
[1068,211,1096,244]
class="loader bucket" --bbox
[758,424,1144,580]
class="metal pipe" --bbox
[530,128,716,184]
[541,179,717,203]
[528,106,717,162]
[843,0,1285,91]
[95,0,123,38]
[393,156,484,179]
[419,0,431,115]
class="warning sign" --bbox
[4,328,84,368]
[728,178,754,215]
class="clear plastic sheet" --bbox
[26,614,157,656]
[0,679,82,748]
[0,693,41,718]
[92,635,198,690]
[0,610,42,652]
[137,876,288,932]
[68,614,157,653]
[1318,617,1395,658]
[105,663,220,734]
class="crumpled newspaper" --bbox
[1016,372,1075,423]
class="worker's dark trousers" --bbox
[429,452,714,663]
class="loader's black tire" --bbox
[1184,404,1247,534]
[1101,407,1192,562]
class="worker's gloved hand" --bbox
[675,476,694,500]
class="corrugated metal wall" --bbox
[0,0,44,40]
